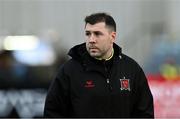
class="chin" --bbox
[90,53,100,58]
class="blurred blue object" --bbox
[13,40,56,66]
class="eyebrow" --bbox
[85,30,102,33]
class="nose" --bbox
[89,34,96,43]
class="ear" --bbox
[111,31,116,43]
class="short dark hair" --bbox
[84,12,116,32]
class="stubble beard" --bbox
[88,49,101,58]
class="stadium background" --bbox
[0,0,180,118]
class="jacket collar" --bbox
[68,43,122,61]
[68,42,122,72]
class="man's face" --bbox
[85,22,116,59]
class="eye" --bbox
[94,32,102,36]
[85,32,91,36]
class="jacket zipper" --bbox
[104,61,113,92]
[106,78,112,91]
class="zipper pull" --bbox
[107,78,110,84]
[106,78,112,91]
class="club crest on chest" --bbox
[119,77,130,91]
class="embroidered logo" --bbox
[84,80,95,88]
[120,77,130,91]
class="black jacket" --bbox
[44,43,154,118]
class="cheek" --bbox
[86,41,89,46]
[85,42,89,50]
[85,40,88,44]
[100,41,109,49]
[109,36,114,43]
[110,38,114,43]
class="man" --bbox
[44,12,154,118]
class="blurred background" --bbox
[0,0,180,118]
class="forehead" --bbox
[85,22,107,31]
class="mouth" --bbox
[88,44,99,52]
[89,47,98,51]
[89,47,97,49]
[89,45,98,49]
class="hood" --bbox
[68,42,122,62]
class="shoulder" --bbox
[121,53,142,71]
[57,58,82,75]
[64,58,81,68]
[121,54,138,64]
